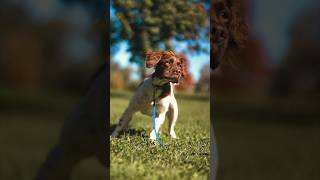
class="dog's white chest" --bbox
[111,77,179,140]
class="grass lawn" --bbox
[1,88,319,180]
[110,90,210,180]
[0,89,107,180]
[214,96,320,180]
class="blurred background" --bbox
[110,0,210,94]
[1,0,320,179]
[213,0,320,179]
[0,0,106,179]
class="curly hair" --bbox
[211,0,248,70]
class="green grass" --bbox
[0,113,107,180]
[110,90,210,180]
[216,121,320,180]
[0,89,106,180]
[214,96,320,180]
[1,88,320,180]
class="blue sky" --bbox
[15,0,320,76]
[252,0,318,64]
[110,4,209,81]
[112,41,210,81]
[112,0,319,81]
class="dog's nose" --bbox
[173,69,181,75]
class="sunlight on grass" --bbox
[110,91,210,180]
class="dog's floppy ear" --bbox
[145,51,162,68]
[177,54,188,77]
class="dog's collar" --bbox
[152,83,165,89]
[151,75,171,99]
[151,74,164,88]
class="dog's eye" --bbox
[219,10,229,21]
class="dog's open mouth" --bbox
[153,76,178,86]
[166,77,178,83]
[157,77,178,84]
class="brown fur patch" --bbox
[158,83,171,99]
[211,0,248,69]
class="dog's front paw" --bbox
[170,131,178,139]
[149,130,157,141]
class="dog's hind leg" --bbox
[111,107,135,138]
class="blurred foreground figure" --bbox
[211,0,248,179]
[35,65,107,180]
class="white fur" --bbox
[111,77,179,140]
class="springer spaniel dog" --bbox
[111,51,186,140]
[35,1,249,179]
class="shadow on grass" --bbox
[110,91,132,100]
[110,90,209,102]
[215,105,320,127]
[110,124,147,138]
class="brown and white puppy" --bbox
[111,51,186,140]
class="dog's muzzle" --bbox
[169,77,178,83]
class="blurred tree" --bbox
[62,0,107,57]
[121,67,132,84]
[271,6,320,97]
[0,4,46,90]
[196,63,210,92]
[111,16,122,55]
[110,60,134,90]
[53,0,107,92]
[112,0,208,78]
[110,62,124,89]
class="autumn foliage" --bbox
[175,54,195,92]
